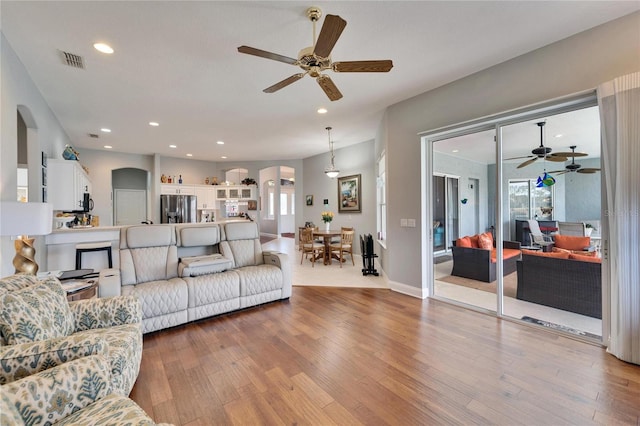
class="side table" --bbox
[64,279,98,301]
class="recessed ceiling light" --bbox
[317,108,328,114]
[104,145,112,149]
[169,145,177,149]
[217,141,225,145]
[555,134,563,138]
[221,156,227,159]
[93,43,114,54]
[100,128,111,133]
[186,153,193,157]
[452,149,459,153]
[149,122,159,127]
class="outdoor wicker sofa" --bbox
[516,252,602,318]
[451,233,522,282]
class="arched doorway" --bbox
[112,168,150,225]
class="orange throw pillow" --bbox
[477,232,493,250]
[456,236,472,248]
[569,253,602,263]
[469,234,480,248]
[554,234,591,251]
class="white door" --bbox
[114,189,147,225]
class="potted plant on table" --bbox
[585,223,596,237]
[321,211,334,232]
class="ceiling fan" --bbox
[237,6,393,101]
[548,146,600,175]
[505,122,568,169]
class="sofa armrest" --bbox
[0,334,108,385]
[98,268,122,298]
[2,354,111,424]
[70,296,142,333]
[263,251,292,299]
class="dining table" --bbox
[312,229,342,265]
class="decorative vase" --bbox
[325,222,331,232]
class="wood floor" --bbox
[130,287,640,425]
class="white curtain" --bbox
[598,72,640,364]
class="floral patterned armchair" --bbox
[0,354,171,425]
[0,274,142,396]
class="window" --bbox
[280,193,288,215]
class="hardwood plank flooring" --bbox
[130,287,640,425]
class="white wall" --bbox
[384,12,640,290]
[1,34,73,276]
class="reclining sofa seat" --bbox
[118,225,188,333]
[219,221,292,308]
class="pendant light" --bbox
[324,126,339,178]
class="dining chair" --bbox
[300,227,324,267]
[331,226,354,243]
[329,229,355,267]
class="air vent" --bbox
[88,133,99,139]
[59,50,85,69]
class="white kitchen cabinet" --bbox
[160,184,194,195]
[216,188,228,200]
[194,186,216,209]
[47,159,92,211]
[214,185,255,200]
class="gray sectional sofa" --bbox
[99,221,291,333]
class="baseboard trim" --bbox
[388,280,427,299]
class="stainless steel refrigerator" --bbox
[160,194,197,223]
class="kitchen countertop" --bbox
[51,219,250,233]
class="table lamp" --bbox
[0,201,53,274]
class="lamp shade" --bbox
[0,202,53,236]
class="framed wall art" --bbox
[337,174,361,213]
[306,194,313,206]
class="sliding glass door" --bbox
[425,95,603,341]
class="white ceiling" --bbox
[2,1,638,163]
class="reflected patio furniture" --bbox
[300,228,324,267]
[329,229,355,267]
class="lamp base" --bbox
[13,237,39,275]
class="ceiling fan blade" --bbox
[552,151,588,158]
[505,155,535,161]
[517,157,538,169]
[238,46,297,65]
[313,14,347,58]
[548,169,569,174]
[333,60,394,73]
[577,168,600,174]
[263,73,305,93]
[545,155,568,162]
[317,75,343,101]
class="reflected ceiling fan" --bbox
[548,146,600,175]
[505,122,568,168]
[237,6,393,101]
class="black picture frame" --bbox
[306,195,313,206]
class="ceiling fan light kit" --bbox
[237,6,393,101]
[324,126,339,178]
